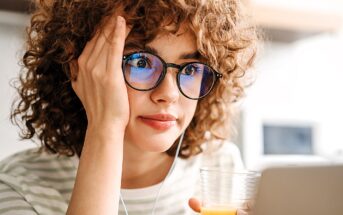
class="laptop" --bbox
[252,164,343,215]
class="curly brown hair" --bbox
[11,0,257,159]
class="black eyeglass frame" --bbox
[122,51,223,100]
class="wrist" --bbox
[85,123,125,145]
[87,120,126,134]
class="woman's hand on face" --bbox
[188,197,253,215]
[70,16,131,131]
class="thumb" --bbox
[237,209,249,215]
[188,197,201,213]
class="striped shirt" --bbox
[0,142,243,215]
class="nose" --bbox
[150,67,180,104]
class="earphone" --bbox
[119,131,185,215]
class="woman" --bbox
[0,0,257,214]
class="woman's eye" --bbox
[184,65,197,75]
[128,57,150,68]
[136,59,147,68]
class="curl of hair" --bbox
[11,0,258,159]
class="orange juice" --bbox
[200,207,237,215]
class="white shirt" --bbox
[0,141,244,215]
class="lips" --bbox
[139,114,177,131]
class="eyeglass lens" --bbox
[123,52,216,99]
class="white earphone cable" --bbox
[151,131,184,215]
[120,131,185,215]
[120,193,129,215]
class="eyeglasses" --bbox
[122,51,223,100]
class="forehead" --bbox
[146,26,197,60]
[148,26,196,48]
[124,24,198,60]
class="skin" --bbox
[66,13,250,215]
[67,15,129,215]
[66,14,200,214]
[188,198,252,214]
[122,23,199,188]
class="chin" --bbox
[132,134,178,153]
[125,120,185,153]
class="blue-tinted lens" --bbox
[179,63,215,99]
[123,53,163,90]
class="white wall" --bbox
[0,12,37,160]
[252,0,343,14]
[242,31,343,169]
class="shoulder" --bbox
[0,182,38,215]
[0,147,76,214]
[0,147,77,178]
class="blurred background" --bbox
[0,0,343,170]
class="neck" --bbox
[121,142,174,189]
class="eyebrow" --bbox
[144,46,202,60]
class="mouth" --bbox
[138,114,177,131]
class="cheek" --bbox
[127,88,146,114]
[181,99,198,125]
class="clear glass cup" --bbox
[200,167,261,215]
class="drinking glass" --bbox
[200,167,260,215]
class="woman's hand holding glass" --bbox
[69,15,131,131]
[188,168,259,215]
[189,198,253,215]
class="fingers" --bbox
[77,28,99,68]
[242,200,254,211]
[76,15,127,76]
[97,16,131,77]
[187,198,252,215]
[86,16,117,67]
[76,15,130,77]
[70,15,130,102]
[188,197,201,213]
[237,200,254,215]
[237,209,249,215]
[106,16,127,75]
